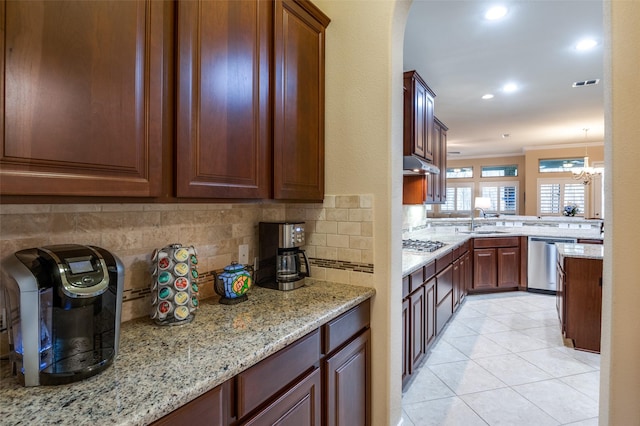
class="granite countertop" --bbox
[0,279,375,426]
[402,225,603,276]
[557,243,604,260]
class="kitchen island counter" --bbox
[557,242,604,261]
[0,279,375,425]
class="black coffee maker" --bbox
[257,222,310,290]
[1,244,124,386]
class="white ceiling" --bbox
[403,0,604,159]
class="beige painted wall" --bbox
[447,155,526,215]
[523,144,604,216]
[601,1,640,424]
[313,0,410,423]
[316,0,639,425]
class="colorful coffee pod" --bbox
[158,257,172,270]
[174,291,189,306]
[158,286,174,300]
[158,271,172,285]
[174,305,190,321]
[157,300,172,318]
[174,276,189,291]
[191,282,199,293]
[191,296,199,308]
[174,262,189,277]
[174,248,189,262]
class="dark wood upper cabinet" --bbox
[176,0,272,199]
[273,0,329,201]
[1,0,167,197]
[403,70,435,162]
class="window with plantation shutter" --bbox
[440,183,473,212]
[478,181,518,215]
[538,179,585,216]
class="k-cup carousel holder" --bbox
[150,243,199,326]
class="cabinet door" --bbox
[324,329,371,426]
[152,380,232,426]
[432,121,442,203]
[438,124,448,203]
[242,368,322,426]
[409,287,426,369]
[176,0,271,198]
[1,0,166,196]
[403,71,434,162]
[452,258,461,311]
[497,247,520,287]
[556,260,565,332]
[425,280,436,348]
[402,298,410,386]
[473,248,497,289]
[273,0,330,201]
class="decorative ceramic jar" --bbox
[150,244,199,325]
[213,262,254,305]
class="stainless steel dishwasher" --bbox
[527,236,577,293]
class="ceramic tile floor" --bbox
[402,291,600,426]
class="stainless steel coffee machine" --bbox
[257,222,310,290]
[1,244,124,386]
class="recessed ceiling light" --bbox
[482,94,494,100]
[485,6,508,20]
[576,38,598,51]
[502,83,518,93]
[502,133,510,138]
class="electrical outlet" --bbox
[238,244,249,265]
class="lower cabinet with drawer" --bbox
[472,237,522,291]
[152,300,371,426]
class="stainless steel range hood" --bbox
[403,155,440,175]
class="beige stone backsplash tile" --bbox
[315,220,337,234]
[0,204,51,215]
[349,271,373,286]
[335,195,360,208]
[0,237,49,257]
[49,213,77,234]
[309,266,327,280]
[349,209,373,222]
[361,222,373,237]
[100,204,145,213]
[261,207,286,222]
[350,236,373,250]
[303,245,317,258]
[361,249,374,264]
[315,246,338,260]
[326,234,349,248]
[1,213,53,238]
[307,233,327,246]
[101,230,145,253]
[322,195,336,208]
[326,208,349,221]
[338,247,362,263]
[338,221,361,236]
[325,268,350,284]
[51,204,102,213]
[232,222,257,239]
[359,194,373,208]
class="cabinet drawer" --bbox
[436,292,453,335]
[236,329,320,418]
[402,276,410,299]
[241,368,322,426]
[409,267,424,293]
[435,250,453,273]
[424,260,436,281]
[473,237,519,248]
[323,300,370,355]
[436,263,453,304]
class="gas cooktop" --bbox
[402,239,447,253]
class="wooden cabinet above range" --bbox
[1,0,329,202]
[403,70,435,162]
[402,70,448,205]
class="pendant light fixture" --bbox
[572,128,601,185]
